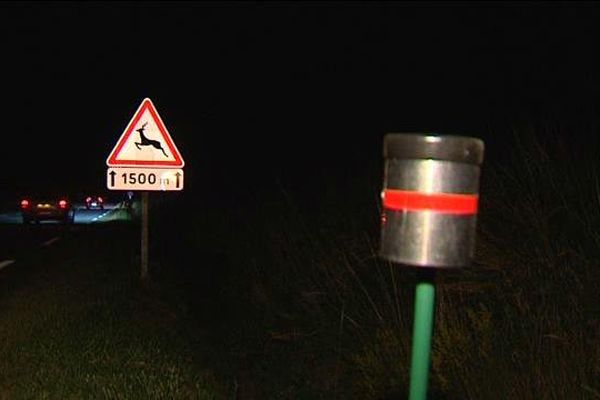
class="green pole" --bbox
[408,270,436,400]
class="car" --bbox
[85,195,104,210]
[20,195,74,224]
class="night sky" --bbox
[2,1,600,203]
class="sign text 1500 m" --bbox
[107,168,184,191]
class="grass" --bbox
[0,223,228,399]
[1,124,599,398]
[146,124,600,399]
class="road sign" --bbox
[106,98,185,168]
[107,167,184,191]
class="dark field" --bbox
[1,127,598,399]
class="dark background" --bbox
[2,1,600,204]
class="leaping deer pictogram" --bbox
[135,122,168,157]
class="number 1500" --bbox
[121,172,157,185]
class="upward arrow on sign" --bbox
[106,98,185,168]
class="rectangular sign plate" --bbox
[107,167,184,191]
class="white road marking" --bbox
[42,237,60,247]
[92,211,110,222]
[0,260,15,270]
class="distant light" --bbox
[59,200,67,208]
[424,136,442,143]
[20,199,29,208]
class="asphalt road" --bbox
[0,202,130,274]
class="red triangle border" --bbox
[106,98,184,167]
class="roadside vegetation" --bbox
[0,223,228,400]
[1,125,598,399]
[151,124,599,399]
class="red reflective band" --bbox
[383,189,479,215]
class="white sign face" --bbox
[106,98,185,168]
[107,167,184,191]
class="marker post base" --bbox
[408,270,436,400]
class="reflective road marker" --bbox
[42,237,60,247]
[0,260,15,271]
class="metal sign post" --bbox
[141,191,149,283]
[378,133,484,400]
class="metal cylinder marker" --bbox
[378,133,484,400]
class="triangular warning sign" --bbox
[106,98,184,168]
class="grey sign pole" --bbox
[141,191,149,284]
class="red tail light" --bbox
[20,199,30,208]
[98,197,103,203]
[59,200,68,208]
[86,197,91,203]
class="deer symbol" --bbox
[135,122,168,157]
